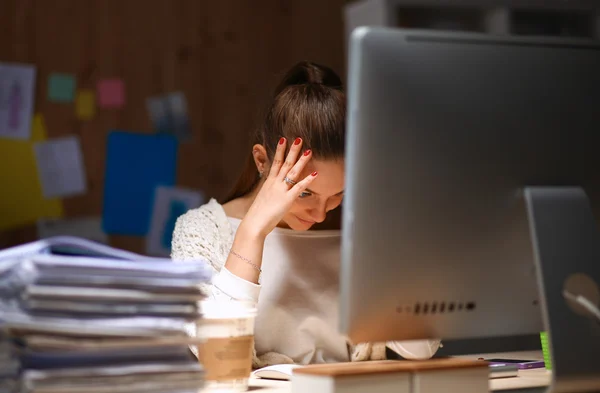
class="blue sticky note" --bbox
[48,73,76,102]
[102,131,178,235]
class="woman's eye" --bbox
[299,192,312,199]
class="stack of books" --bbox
[0,236,211,393]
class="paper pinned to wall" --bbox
[37,216,108,244]
[102,131,178,235]
[47,73,76,103]
[97,78,125,108]
[146,186,204,256]
[146,96,170,133]
[75,89,96,120]
[33,135,87,199]
[0,62,36,140]
[165,92,191,141]
[0,115,63,231]
[146,91,191,141]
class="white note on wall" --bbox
[0,62,36,140]
[147,186,204,257]
[34,135,87,199]
[146,91,191,141]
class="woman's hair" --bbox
[223,61,346,203]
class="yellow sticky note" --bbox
[0,114,63,231]
[31,113,47,141]
[75,89,96,120]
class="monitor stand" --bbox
[525,187,600,393]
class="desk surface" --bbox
[248,351,551,392]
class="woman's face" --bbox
[280,159,345,230]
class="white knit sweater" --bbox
[171,198,439,368]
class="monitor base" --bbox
[525,187,600,393]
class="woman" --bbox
[172,61,440,368]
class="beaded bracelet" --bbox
[230,250,261,273]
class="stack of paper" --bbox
[0,236,211,393]
[0,329,18,393]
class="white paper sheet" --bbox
[0,62,36,140]
[30,253,211,276]
[146,186,204,257]
[33,135,87,199]
[145,95,168,132]
[165,91,191,140]
[146,91,191,141]
[2,312,192,337]
[37,217,108,244]
[0,236,155,263]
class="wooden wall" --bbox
[0,0,347,253]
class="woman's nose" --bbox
[309,204,328,223]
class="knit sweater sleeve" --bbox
[171,198,232,270]
[171,198,261,302]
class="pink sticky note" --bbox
[97,78,125,108]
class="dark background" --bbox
[0,0,347,252]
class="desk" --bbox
[458,351,550,392]
[247,351,551,393]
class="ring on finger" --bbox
[284,177,297,186]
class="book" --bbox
[291,359,489,393]
[253,361,517,381]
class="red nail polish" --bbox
[311,171,318,176]
[303,149,311,156]
[279,137,285,145]
[294,137,302,145]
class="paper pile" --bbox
[0,236,211,393]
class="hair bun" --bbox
[275,61,343,95]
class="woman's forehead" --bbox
[301,159,345,195]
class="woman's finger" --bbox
[289,170,318,198]
[268,137,287,178]
[285,149,312,183]
[277,137,303,180]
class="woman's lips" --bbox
[295,215,315,225]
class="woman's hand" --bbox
[224,137,317,283]
[240,137,317,238]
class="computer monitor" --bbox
[340,27,600,385]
